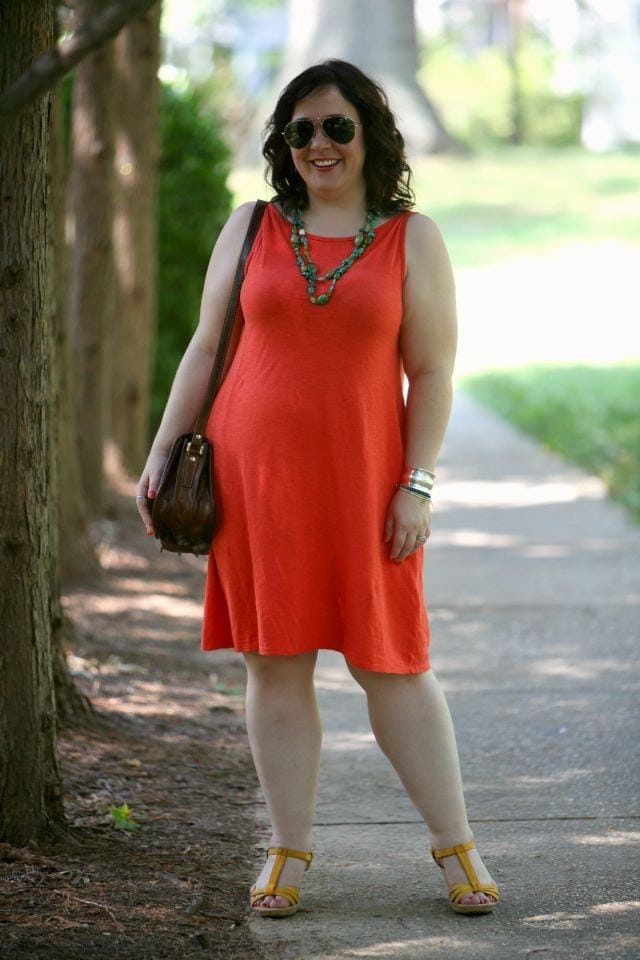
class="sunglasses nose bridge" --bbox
[308,117,331,146]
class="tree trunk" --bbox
[50,66,101,586]
[70,0,116,514]
[52,610,95,726]
[110,1,161,475]
[0,0,65,845]
[505,0,525,145]
[48,34,97,724]
[276,0,461,156]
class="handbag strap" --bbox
[190,199,267,443]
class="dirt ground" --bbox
[0,487,271,960]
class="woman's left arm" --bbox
[384,213,458,562]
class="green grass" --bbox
[462,363,640,520]
[411,147,639,266]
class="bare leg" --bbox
[244,651,322,909]
[347,663,496,906]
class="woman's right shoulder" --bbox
[212,200,268,255]
[230,199,266,226]
[227,199,269,233]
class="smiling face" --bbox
[288,84,366,206]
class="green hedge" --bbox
[154,82,233,429]
[462,364,640,520]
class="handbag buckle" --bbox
[186,435,205,460]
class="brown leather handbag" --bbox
[151,200,267,555]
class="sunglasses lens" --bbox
[283,116,357,148]
[283,119,314,148]
[323,116,356,143]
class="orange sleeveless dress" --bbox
[201,202,430,673]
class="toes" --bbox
[253,894,288,910]
[460,892,494,905]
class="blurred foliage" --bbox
[181,49,252,156]
[462,364,640,520]
[154,82,232,429]
[419,32,583,147]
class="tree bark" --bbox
[50,71,101,585]
[110,1,161,474]
[48,31,98,725]
[0,0,65,845]
[276,0,461,156]
[70,0,116,513]
[52,610,95,726]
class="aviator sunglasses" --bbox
[282,114,360,149]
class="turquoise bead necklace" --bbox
[290,207,377,305]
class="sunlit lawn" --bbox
[410,146,639,266]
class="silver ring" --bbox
[415,535,428,543]
[136,495,147,500]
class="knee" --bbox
[346,660,433,695]
[245,651,317,690]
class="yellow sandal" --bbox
[431,840,499,915]
[250,846,313,918]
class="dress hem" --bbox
[200,638,430,675]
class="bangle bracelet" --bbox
[397,484,432,502]
[400,467,435,490]
[404,481,432,497]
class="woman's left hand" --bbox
[384,488,432,562]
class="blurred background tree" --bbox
[274,0,461,154]
[418,0,585,147]
[110,2,163,474]
[158,0,640,155]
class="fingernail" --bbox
[148,490,156,499]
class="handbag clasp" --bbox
[186,435,205,460]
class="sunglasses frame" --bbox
[282,114,361,149]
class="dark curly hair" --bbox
[263,59,414,215]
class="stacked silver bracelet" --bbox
[397,466,435,503]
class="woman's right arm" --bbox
[136,201,258,534]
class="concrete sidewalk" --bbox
[249,392,640,960]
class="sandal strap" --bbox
[431,841,479,887]
[250,884,301,908]
[266,846,313,868]
[447,881,500,905]
[258,847,313,897]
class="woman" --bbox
[137,59,500,918]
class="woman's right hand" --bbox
[136,449,169,536]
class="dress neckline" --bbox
[271,201,406,241]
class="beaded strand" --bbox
[290,208,377,305]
